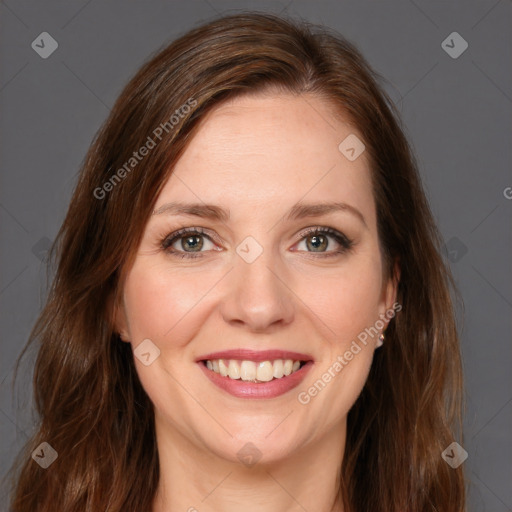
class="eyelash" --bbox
[161,226,354,260]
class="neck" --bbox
[152,418,347,512]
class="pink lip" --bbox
[197,354,314,399]
[196,349,314,363]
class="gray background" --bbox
[0,0,511,510]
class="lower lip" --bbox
[198,361,314,399]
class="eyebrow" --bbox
[152,201,367,228]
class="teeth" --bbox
[256,361,274,382]
[219,359,229,377]
[273,359,284,379]
[228,360,240,379]
[240,360,256,381]
[205,358,304,381]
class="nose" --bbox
[219,245,295,333]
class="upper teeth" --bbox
[205,359,302,382]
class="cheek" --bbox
[297,263,381,426]
[305,254,383,419]
[122,259,213,346]
[297,255,384,346]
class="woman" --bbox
[8,12,466,512]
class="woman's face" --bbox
[115,92,397,465]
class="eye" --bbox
[161,226,354,260]
[161,227,220,259]
[293,227,353,257]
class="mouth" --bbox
[196,350,314,399]
[203,358,307,382]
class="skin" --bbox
[115,92,398,512]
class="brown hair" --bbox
[8,11,465,511]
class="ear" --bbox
[379,258,401,328]
[109,288,131,343]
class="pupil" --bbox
[307,234,327,252]
[183,235,203,252]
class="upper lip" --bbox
[196,349,314,363]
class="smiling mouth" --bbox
[202,358,307,383]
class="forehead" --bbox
[156,92,375,225]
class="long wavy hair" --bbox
[7,11,466,512]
